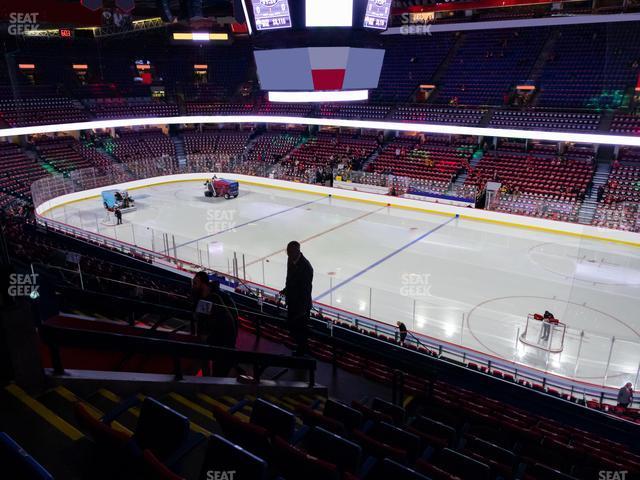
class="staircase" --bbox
[359,144,385,172]
[527,28,561,107]
[408,31,466,104]
[1,378,325,479]
[171,134,187,166]
[577,162,611,225]
[452,148,484,190]
[597,109,617,133]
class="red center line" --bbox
[245,205,388,267]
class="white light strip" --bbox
[240,0,253,35]
[268,90,369,103]
[2,115,640,147]
[192,32,210,41]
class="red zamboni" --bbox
[204,178,239,200]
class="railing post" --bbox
[50,344,65,375]
[173,356,183,381]
[242,254,246,281]
[412,300,416,331]
[573,331,585,378]
[602,336,616,386]
[309,367,315,388]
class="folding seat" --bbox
[523,463,579,480]
[211,404,271,458]
[272,436,339,480]
[436,448,490,480]
[250,398,296,442]
[195,434,268,480]
[0,432,54,480]
[366,458,432,480]
[407,415,457,451]
[297,426,362,474]
[371,397,406,425]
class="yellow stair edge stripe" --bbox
[403,395,414,410]
[98,388,121,404]
[263,394,298,414]
[168,393,214,420]
[196,393,250,423]
[54,386,132,436]
[5,384,84,442]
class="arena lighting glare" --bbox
[306,0,353,27]
[172,32,229,41]
[268,90,369,102]
[2,116,640,147]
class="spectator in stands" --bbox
[397,321,408,346]
[280,241,313,356]
[617,382,633,408]
[192,271,238,376]
[114,207,122,225]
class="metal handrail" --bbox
[40,321,316,387]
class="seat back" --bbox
[323,399,363,432]
[250,398,296,441]
[375,458,432,480]
[295,404,345,435]
[272,436,339,480]
[305,427,362,473]
[0,432,54,480]
[372,397,406,424]
[200,434,267,480]
[374,422,422,460]
[440,448,491,480]
[530,463,580,480]
[134,397,190,461]
[211,405,271,458]
[412,415,456,444]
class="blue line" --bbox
[170,195,329,251]
[314,214,458,301]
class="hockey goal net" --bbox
[519,314,566,353]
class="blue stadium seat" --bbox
[0,432,53,480]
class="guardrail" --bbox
[40,321,316,387]
[29,162,637,409]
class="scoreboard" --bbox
[251,0,292,31]
[363,0,392,30]
[244,0,391,33]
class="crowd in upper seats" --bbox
[0,21,638,130]
[0,126,639,232]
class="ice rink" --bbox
[44,180,640,389]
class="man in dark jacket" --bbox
[280,241,313,355]
[192,271,238,376]
[114,207,122,225]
